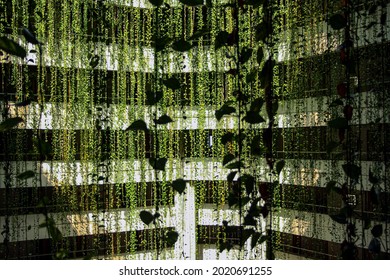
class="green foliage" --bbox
[256,47,264,64]
[240,47,253,64]
[0,36,27,58]
[215,31,229,49]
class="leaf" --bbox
[15,99,32,107]
[368,238,381,254]
[326,180,340,194]
[240,47,253,64]
[223,153,236,166]
[178,0,204,6]
[275,160,285,175]
[329,99,344,107]
[225,160,244,169]
[251,135,263,156]
[233,90,249,102]
[0,117,24,131]
[154,114,173,125]
[330,213,348,224]
[172,39,193,52]
[215,104,236,121]
[242,111,265,124]
[153,36,172,52]
[380,13,387,25]
[249,97,264,113]
[328,117,348,129]
[0,36,27,58]
[329,14,347,30]
[139,210,155,225]
[342,163,361,181]
[188,29,209,41]
[227,193,239,207]
[246,68,258,83]
[371,224,383,238]
[227,171,237,182]
[126,120,148,131]
[240,174,255,196]
[369,169,380,185]
[255,22,268,42]
[149,157,167,171]
[166,231,179,246]
[251,232,267,249]
[22,28,41,45]
[244,213,257,226]
[172,179,186,194]
[221,132,234,144]
[240,229,255,246]
[17,170,35,180]
[146,90,163,105]
[89,55,99,68]
[163,77,181,90]
[244,0,265,7]
[256,47,264,64]
[215,31,229,49]
[148,0,164,6]
[326,141,339,154]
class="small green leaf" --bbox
[146,91,163,105]
[227,171,237,182]
[275,160,285,175]
[328,117,348,129]
[148,0,164,6]
[329,14,347,30]
[126,120,148,131]
[371,224,383,238]
[172,39,193,52]
[0,36,27,58]
[256,47,264,64]
[154,114,173,125]
[342,163,361,181]
[17,170,35,180]
[240,47,253,64]
[215,104,236,121]
[172,179,186,194]
[178,0,204,6]
[223,153,236,166]
[139,210,155,225]
[166,231,179,246]
[0,117,24,131]
[242,111,265,124]
[163,77,181,90]
[149,158,167,171]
